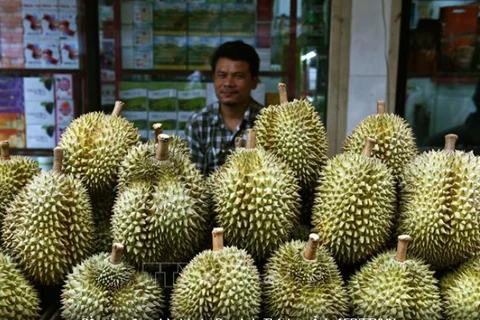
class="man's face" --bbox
[213,58,258,108]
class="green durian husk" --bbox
[61,252,164,320]
[255,99,328,190]
[440,256,480,319]
[343,113,418,180]
[312,152,396,265]
[2,171,95,285]
[208,148,300,261]
[0,156,41,242]
[398,150,480,270]
[170,246,261,319]
[348,250,443,320]
[58,112,140,194]
[263,240,349,319]
[111,162,208,269]
[0,251,41,320]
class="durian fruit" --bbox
[263,233,349,319]
[208,128,300,261]
[0,251,41,320]
[348,235,442,320]
[0,141,41,239]
[440,256,480,319]
[151,123,190,157]
[111,134,208,268]
[255,83,328,191]
[91,190,116,253]
[61,243,164,320]
[312,137,396,265]
[343,100,417,179]
[2,147,95,285]
[398,134,480,270]
[58,100,140,194]
[170,228,261,319]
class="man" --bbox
[185,40,263,176]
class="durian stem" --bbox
[52,147,63,174]
[111,101,124,116]
[303,233,320,260]
[0,141,10,160]
[212,227,224,252]
[153,123,163,144]
[156,134,170,160]
[110,243,124,265]
[245,128,256,149]
[444,134,458,152]
[235,136,244,148]
[278,83,287,104]
[362,137,376,157]
[394,235,412,263]
[376,100,386,115]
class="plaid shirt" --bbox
[184,98,264,176]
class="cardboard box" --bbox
[41,10,60,37]
[153,3,187,35]
[440,4,478,71]
[42,39,61,68]
[24,37,44,68]
[56,99,74,126]
[60,38,79,69]
[221,3,256,37]
[147,82,177,112]
[188,3,221,36]
[54,74,73,100]
[177,82,206,112]
[26,124,56,148]
[22,8,43,36]
[24,100,56,125]
[134,47,153,69]
[58,9,77,39]
[153,36,187,70]
[187,36,220,70]
[23,77,55,102]
[0,113,25,130]
[133,1,153,24]
[0,129,25,148]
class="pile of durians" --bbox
[0,85,479,320]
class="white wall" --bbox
[346,0,392,135]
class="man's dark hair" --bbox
[210,40,260,78]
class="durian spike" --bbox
[444,134,458,152]
[109,243,124,265]
[111,100,124,117]
[156,133,170,160]
[362,137,376,157]
[394,234,412,263]
[235,136,245,148]
[1,140,10,160]
[303,233,320,260]
[52,147,63,174]
[278,83,288,104]
[245,128,256,149]
[212,227,224,252]
[153,123,163,144]
[376,100,386,115]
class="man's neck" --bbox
[220,101,249,131]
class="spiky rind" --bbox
[117,139,209,216]
[440,256,480,319]
[58,112,140,193]
[0,156,41,239]
[255,99,328,189]
[209,148,300,260]
[343,113,417,179]
[263,240,349,319]
[312,153,396,265]
[398,150,480,270]
[0,251,41,320]
[111,173,207,269]
[2,172,95,285]
[348,250,442,319]
[61,253,164,320]
[171,246,261,319]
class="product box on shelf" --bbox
[220,3,256,37]
[24,37,43,69]
[26,124,55,148]
[147,82,177,112]
[153,36,187,70]
[439,4,478,71]
[41,10,60,37]
[42,39,61,68]
[54,74,73,100]
[60,38,79,69]
[177,82,206,133]
[119,82,149,139]
[24,100,55,125]
[188,3,221,36]
[187,36,221,70]
[133,0,153,24]
[153,2,187,35]
[58,9,77,39]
